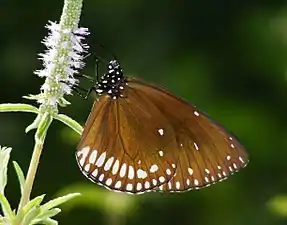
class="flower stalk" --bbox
[16,0,89,212]
[0,0,89,223]
[18,113,52,211]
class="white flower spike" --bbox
[34,21,89,111]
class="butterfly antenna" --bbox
[98,44,118,60]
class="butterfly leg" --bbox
[70,85,89,99]
[74,74,95,83]
[69,84,97,99]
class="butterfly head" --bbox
[95,60,126,99]
[108,60,121,70]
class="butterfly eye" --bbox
[75,59,248,194]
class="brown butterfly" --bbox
[75,59,248,194]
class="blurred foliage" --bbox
[268,195,287,217]
[1,0,287,225]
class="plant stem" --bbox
[18,140,44,211]
[18,114,52,212]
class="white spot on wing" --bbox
[84,164,90,172]
[144,181,150,189]
[193,142,199,151]
[136,183,142,191]
[128,166,135,179]
[92,169,98,177]
[77,146,90,167]
[152,179,157,185]
[159,176,165,183]
[194,111,200,116]
[194,179,199,186]
[137,169,148,179]
[188,168,193,175]
[95,152,106,167]
[98,174,104,182]
[104,157,114,171]
[120,163,127,177]
[166,168,171,175]
[106,178,112,186]
[126,183,133,191]
[158,128,164,136]
[158,151,164,157]
[176,181,180,190]
[150,164,159,173]
[89,150,98,164]
[112,160,120,175]
[115,181,121,188]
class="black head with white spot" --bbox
[95,60,126,99]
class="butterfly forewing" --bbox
[76,88,179,194]
[127,78,248,192]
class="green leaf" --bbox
[0,216,11,225]
[23,195,46,212]
[41,218,58,225]
[41,193,80,212]
[25,114,43,133]
[0,194,14,219]
[0,146,12,194]
[58,97,71,107]
[268,195,287,217]
[54,114,83,135]
[15,195,45,224]
[21,206,41,225]
[35,114,53,142]
[13,161,25,195]
[23,94,43,101]
[32,208,61,224]
[0,103,38,114]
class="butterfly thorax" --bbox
[94,60,127,99]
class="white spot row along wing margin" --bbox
[76,146,177,193]
[76,141,247,193]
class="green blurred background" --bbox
[1,0,287,225]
